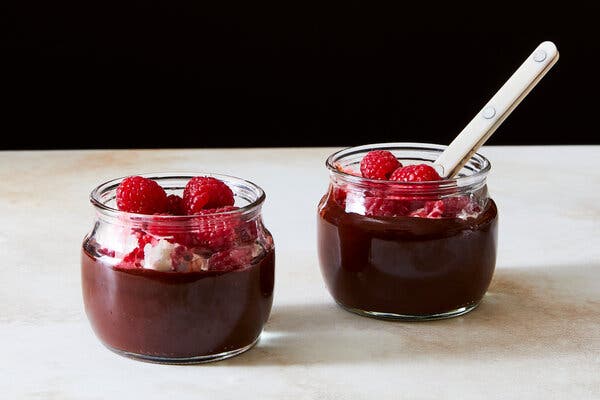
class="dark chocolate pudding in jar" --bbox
[81,173,275,363]
[317,143,498,320]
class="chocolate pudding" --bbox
[317,193,498,319]
[81,248,275,362]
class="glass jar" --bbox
[81,173,275,363]
[317,143,498,320]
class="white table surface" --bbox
[1,146,599,399]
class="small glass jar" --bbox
[317,143,498,320]
[81,173,275,363]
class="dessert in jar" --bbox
[81,173,275,363]
[317,143,498,320]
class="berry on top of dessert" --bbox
[116,175,235,216]
[108,175,264,273]
[116,175,169,214]
[183,176,235,214]
[354,149,441,182]
[336,150,481,219]
[359,150,402,180]
[389,163,441,182]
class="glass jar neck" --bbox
[90,172,266,227]
[93,206,264,230]
[327,142,490,197]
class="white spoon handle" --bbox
[434,41,559,179]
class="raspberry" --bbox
[409,200,445,218]
[116,230,157,269]
[208,245,258,271]
[236,219,259,244]
[183,176,234,215]
[170,245,208,272]
[360,150,402,180]
[442,196,482,218]
[146,205,250,251]
[144,214,186,243]
[390,164,441,182]
[97,247,116,258]
[365,197,410,217]
[193,206,240,250]
[116,176,168,214]
[166,194,185,215]
[442,196,471,217]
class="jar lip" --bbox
[325,142,491,186]
[89,172,266,220]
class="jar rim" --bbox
[325,142,491,186]
[90,172,266,220]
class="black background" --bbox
[2,3,599,149]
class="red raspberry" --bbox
[442,196,482,218]
[116,230,157,269]
[147,206,248,250]
[145,214,186,243]
[97,247,116,258]
[170,245,208,272]
[193,206,240,250]
[442,196,471,217]
[409,200,445,218]
[208,245,257,271]
[390,164,441,182]
[183,176,234,215]
[116,176,168,214]
[365,197,410,217]
[166,194,185,215]
[236,219,259,244]
[360,150,402,180]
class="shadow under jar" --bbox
[317,143,498,321]
[81,173,275,363]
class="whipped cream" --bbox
[143,239,176,271]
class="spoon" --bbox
[433,41,559,179]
